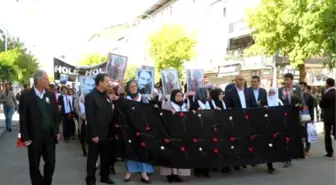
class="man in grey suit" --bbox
[278,73,303,168]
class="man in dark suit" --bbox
[225,75,251,109]
[224,75,250,171]
[278,73,303,168]
[319,78,336,157]
[85,73,114,185]
[247,76,267,107]
[19,70,60,185]
[57,86,75,143]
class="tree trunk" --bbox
[298,64,306,82]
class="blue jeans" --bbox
[4,106,14,129]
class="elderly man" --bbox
[19,70,60,185]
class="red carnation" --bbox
[180,146,185,152]
[285,137,291,143]
[145,126,151,131]
[283,112,288,117]
[140,142,146,147]
[136,132,141,137]
[164,138,169,144]
[250,135,255,140]
[272,133,277,138]
[179,112,184,117]
[244,115,249,120]
[193,138,198,144]
[114,124,119,128]
[213,127,217,132]
[213,148,219,153]
[230,137,235,142]
[212,137,218,143]
[248,147,254,153]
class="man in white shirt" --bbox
[225,75,251,109]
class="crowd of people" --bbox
[3,69,334,185]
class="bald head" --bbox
[235,75,245,89]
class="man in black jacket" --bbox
[247,76,267,107]
[19,70,60,185]
[319,78,336,157]
[85,73,114,185]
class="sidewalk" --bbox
[0,112,19,137]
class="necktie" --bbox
[68,97,72,111]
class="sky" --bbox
[0,0,157,73]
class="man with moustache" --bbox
[85,73,115,185]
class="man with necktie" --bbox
[57,86,75,143]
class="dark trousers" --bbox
[28,130,56,185]
[267,163,273,169]
[194,168,209,177]
[303,122,311,152]
[324,122,335,155]
[86,139,111,182]
[61,114,75,140]
[80,122,87,155]
[109,140,116,168]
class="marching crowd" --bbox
[1,69,334,185]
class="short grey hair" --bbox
[33,70,47,84]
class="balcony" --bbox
[228,19,251,38]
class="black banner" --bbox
[53,58,107,82]
[114,99,304,169]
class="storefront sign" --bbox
[217,64,241,77]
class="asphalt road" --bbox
[0,125,335,185]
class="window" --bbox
[223,7,226,17]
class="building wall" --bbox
[121,0,262,71]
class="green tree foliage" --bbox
[78,53,107,66]
[148,25,196,78]
[123,64,137,83]
[245,0,336,80]
[0,29,39,84]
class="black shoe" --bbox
[212,168,219,172]
[251,164,257,167]
[8,128,12,132]
[202,172,210,178]
[234,166,240,171]
[141,177,151,184]
[325,153,333,157]
[110,167,116,174]
[86,178,96,185]
[100,178,114,184]
[124,177,131,182]
[166,175,174,183]
[221,167,231,173]
[242,165,247,168]
[194,171,201,177]
[173,175,183,182]
[268,168,275,174]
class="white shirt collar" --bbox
[34,86,45,99]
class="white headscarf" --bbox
[267,87,283,107]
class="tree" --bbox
[78,53,107,66]
[245,0,336,81]
[148,25,196,78]
[0,29,39,84]
[123,64,137,83]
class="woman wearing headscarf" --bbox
[209,88,227,110]
[262,87,282,174]
[123,80,153,184]
[189,88,211,178]
[160,89,191,182]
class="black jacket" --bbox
[319,88,335,124]
[19,88,59,142]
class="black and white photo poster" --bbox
[186,69,204,94]
[136,67,154,96]
[106,53,128,82]
[161,69,179,96]
[79,76,95,100]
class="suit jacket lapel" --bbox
[244,88,249,107]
